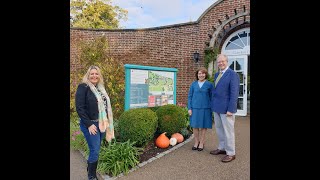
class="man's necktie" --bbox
[215,71,223,87]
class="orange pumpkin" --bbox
[155,132,170,148]
[171,133,184,143]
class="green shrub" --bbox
[98,140,142,177]
[113,119,120,139]
[181,106,192,132]
[180,128,191,139]
[118,108,158,147]
[148,106,161,112]
[156,104,186,137]
[70,122,89,156]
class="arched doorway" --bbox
[221,28,250,116]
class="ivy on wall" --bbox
[204,47,219,82]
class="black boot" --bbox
[87,161,98,180]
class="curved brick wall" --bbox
[70,0,250,105]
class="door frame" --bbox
[227,55,248,116]
[221,27,250,116]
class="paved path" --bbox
[70,116,250,180]
[70,148,88,180]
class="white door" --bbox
[228,55,248,116]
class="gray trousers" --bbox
[213,112,236,156]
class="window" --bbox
[222,28,250,56]
[225,30,250,50]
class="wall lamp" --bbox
[193,51,200,63]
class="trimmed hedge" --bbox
[156,104,186,137]
[118,108,158,147]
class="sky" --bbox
[112,0,218,29]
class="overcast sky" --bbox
[112,0,218,29]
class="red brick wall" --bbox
[70,0,250,105]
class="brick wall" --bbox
[70,0,250,105]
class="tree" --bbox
[70,0,128,29]
[70,36,125,120]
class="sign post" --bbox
[124,64,178,110]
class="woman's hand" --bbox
[188,110,192,116]
[88,124,98,135]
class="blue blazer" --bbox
[188,80,213,110]
[211,68,240,113]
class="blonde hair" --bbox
[82,65,105,87]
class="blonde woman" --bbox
[75,65,114,180]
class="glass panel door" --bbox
[228,55,248,116]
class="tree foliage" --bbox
[70,36,125,120]
[70,0,128,29]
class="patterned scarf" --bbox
[87,82,114,142]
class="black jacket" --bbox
[75,83,99,128]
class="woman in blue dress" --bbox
[188,67,213,151]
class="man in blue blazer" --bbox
[210,54,240,163]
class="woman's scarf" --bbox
[87,82,114,142]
